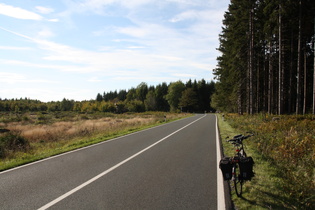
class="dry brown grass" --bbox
[5,116,157,143]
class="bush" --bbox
[0,133,30,158]
[126,100,145,112]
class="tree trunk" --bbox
[264,53,269,112]
[249,0,254,114]
[278,2,283,115]
[289,30,294,113]
[296,0,302,115]
[268,42,273,114]
[257,57,260,112]
[238,83,243,115]
[303,48,307,114]
[313,17,315,115]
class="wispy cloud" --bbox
[169,10,199,23]
[35,6,54,14]
[0,3,43,20]
[0,72,57,84]
[87,77,103,83]
[73,0,153,12]
[115,26,150,38]
[0,46,31,50]
[173,73,197,78]
[37,28,55,39]
[0,26,200,74]
[0,21,217,90]
[0,3,58,22]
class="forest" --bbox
[0,79,215,114]
[212,0,315,115]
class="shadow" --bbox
[237,181,303,210]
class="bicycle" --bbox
[223,133,255,197]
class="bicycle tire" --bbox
[233,163,243,197]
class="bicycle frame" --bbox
[232,141,247,158]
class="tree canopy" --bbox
[0,79,215,113]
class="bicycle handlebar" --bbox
[227,132,254,143]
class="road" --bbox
[0,114,223,210]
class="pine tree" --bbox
[213,0,315,114]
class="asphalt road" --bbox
[0,114,220,210]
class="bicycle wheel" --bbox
[233,163,243,197]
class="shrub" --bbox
[0,133,30,158]
[126,100,145,112]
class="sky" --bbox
[0,0,229,102]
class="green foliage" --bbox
[98,79,214,113]
[0,79,216,114]
[214,0,315,114]
[155,82,170,111]
[96,93,103,102]
[126,100,145,112]
[224,113,315,209]
[144,90,157,111]
[211,83,238,113]
[165,81,186,112]
[0,133,30,158]
[126,88,136,101]
[179,88,198,112]
[136,82,148,103]
[36,113,52,124]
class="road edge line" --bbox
[216,115,226,210]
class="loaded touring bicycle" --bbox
[219,133,255,197]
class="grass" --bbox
[0,112,190,171]
[217,113,315,209]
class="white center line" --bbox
[38,115,206,210]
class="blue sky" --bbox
[0,0,229,102]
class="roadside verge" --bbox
[216,115,233,210]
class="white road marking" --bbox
[216,115,226,210]
[38,115,206,210]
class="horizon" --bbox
[0,78,214,102]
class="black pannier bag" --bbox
[219,157,233,180]
[239,156,255,180]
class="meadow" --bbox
[0,111,188,171]
[219,113,315,209]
